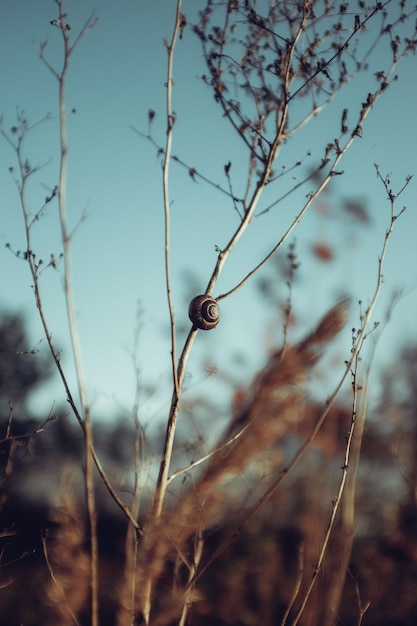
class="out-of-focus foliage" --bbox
[0,311,51,413]
[1,310,417,624]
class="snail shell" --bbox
[188,294,220,331]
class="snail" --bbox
[188,294,220,331]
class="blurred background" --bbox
[0,1,416,624]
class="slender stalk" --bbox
[3,118,142,531]
[116,309,146,626]
[178,527,205,626]
[289,376,362,626]
[141,5,183,622]
[150,0,183,521]
[150,2,306,533]
[322,356,371,626]
[162,1,181,401]
[41,3,99,623]
[217,67,400,302]
[147,8,411,615]
[205,6,306,297]
[186,169,410,593]
[286,175,409,625]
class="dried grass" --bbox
[134,300,349,623]
[42,478,89,626]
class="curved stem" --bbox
[187,168,410,593]
[140,3,183,622]
[205,6,306,297]
[46,3,99,623]
[163,9,180,402]
[149,0,183,523]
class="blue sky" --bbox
[1,0,416,426]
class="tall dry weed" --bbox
[134,300,349,623]
[42,479,89,626]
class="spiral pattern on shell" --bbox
[188,294,220,331]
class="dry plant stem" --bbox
[322,360,371,626]
[116,319,146,626]
[6,119,145,538]
[91,446,142,533]
[150,0,183,521]
[55,9,97,626]
[276,173,409,626]
[167,424,250,485]
[128,362,146,565]
[206,6,307,297]
[178,527,204,626]
[139,3,413,619]
[4,403,14,440]
[153,0,402,549]
[41,533,81,626]
[188,170,409,593]
[1,121,84,425]
[4,119,143,539]
[39,3,99,624]
[204,1,415,299]
[162,0,181,402]
[0,410,54,445]
[152,0,304,531]
[324,325,381,625]
[130,127,239,203]
[352,573,371,626]
[132,128,316,217]
[290,362,364,626]
[210,1,398,303]
[216,84,395,301]
[141,3,183,622]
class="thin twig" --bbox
[37,3,101,623]
[167,423,250,485]
[186,170,411,593]
[48,4,98,623]
[130,126,242,204]
[148,0,184,520]
[216,61,401,302]
[205,4,307,298]
[141,5,184,622]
